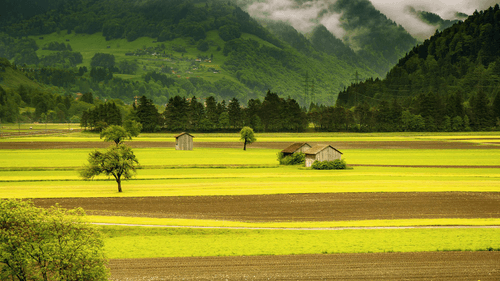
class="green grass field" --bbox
[1,132,500,259]
[2,165,500,198]
[101,226,500,259]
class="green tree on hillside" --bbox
[0,199,109,280]
[91,53,115,69]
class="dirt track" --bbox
[108,251,500,280]
[32,192,500,222]
[2,140,500,149]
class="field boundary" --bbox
[92,222,500,230]
[350,164,500,168]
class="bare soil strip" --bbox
[32,192,500,222]
[2,140,500,149]
[108,251,500,280]
[93,223,500,230]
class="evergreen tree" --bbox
[227,97,242,129]
[136,96,161,132]
[205,96,219,125]
[189,96,205,131]
[164,95,189,131]
[471,90,492,130]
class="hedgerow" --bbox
[311,159,347,170]
[277,152,305,165]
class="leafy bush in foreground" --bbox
[278,152,305,165]
[311,159,347,170]
[0,199,109,280]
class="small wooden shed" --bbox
[281,143,312,157]
[175,132,194,150]
[304,145,343,167]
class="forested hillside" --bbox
[0,0,381,107]
[333,5,500,132]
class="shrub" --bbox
[311,159,347,170]
[0,199,109,280]
[277,152,305,165]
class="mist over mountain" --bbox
[370,0,498,40]
[235,0,418,75]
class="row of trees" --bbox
[78,88,500,134]
[119,91,308,133]
[314,90,500,132]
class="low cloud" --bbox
[243,0,498,42]
[369,0,499,39]
[247,0,345,37]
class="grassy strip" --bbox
[101,226,500,259]
[2,166,500,198]
[2,131,500,143]
[3,178,500,198]
[0,148,280,168]
[3,147,500,169]
[88,216,500,228]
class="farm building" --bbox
[175,132,194,150]
[281,143,312,157]
[304,145,343,167]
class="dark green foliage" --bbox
[228,97,243,128]
[39,51,83,68]
[277,152,305,165]
[163,95,189,131]
[219,24,241,41]
[90,67,113,82]
[117,60,139,75]
[197,40,210,52]
[135,95,162,132]
[416,10,459,31]
[91,53,116,69]
[80,102,122,131]
[311,159,347,170]
[42,41,72,51]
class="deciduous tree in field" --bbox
[80,144,139,192]
[240,126,256,151]
[0,199,109,280]
[100,124,141,145]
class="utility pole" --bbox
[304,71,309,108]
[351,70,362,105]
[311,78,315,106]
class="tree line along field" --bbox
[1,131,500,279]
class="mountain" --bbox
[235,0,419,76]
[334,5,500,131]
[0,0,383,107]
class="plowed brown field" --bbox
[32,192,500,221]
[108,252,500,280]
